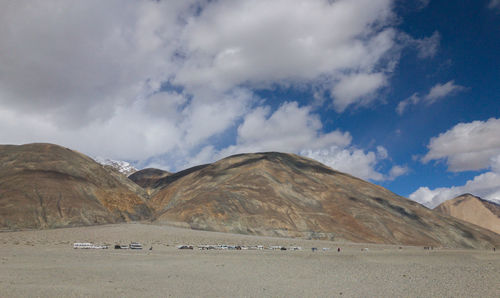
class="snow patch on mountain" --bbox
[94,157,137,176]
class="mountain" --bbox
[434,194,500,235]
[129,168,171,195]
[94,157,137,176]
[0,143,151,230]
[150,152,500,248]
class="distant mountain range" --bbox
[434,194,500,235]
[1,143,499,249]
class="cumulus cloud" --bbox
[301,147,407,181]
[396,80,465,115]
[0,88,253,162]
[410,118,500,207]
[331,72,388,112]
[189,102,352,164]
[0,0,191,126]
[422,118,500,172]
[175,0,396,90]
[0,0,423,175]
[388,165,409,180]
[301,147,385,181]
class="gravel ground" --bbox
[1,223,499,297]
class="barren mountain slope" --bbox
[151,152,500,248]
[0,143,151,230]
[128,168,171,195]
[435,194,500,235]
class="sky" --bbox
[1,0,499,208]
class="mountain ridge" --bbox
[2,143,499,249]
[434,193,500,235]
[150,152,500,248]
[0,143,151,230]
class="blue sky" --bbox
[1,0,499,207]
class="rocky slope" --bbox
[129,168,171,195]
[151,152,500,248]
[434,194,500,235]
[0,143,151,230]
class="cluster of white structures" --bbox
[73,243,108,249]
[73,242,143,250]
[178,244,304,251]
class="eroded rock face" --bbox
[435,194,500,235]
[0,143,151,230]
[151,152,500,248]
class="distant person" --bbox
[337,247,341,252]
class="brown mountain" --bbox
[129,168,171,195]
[434,194,500,235]
[151,152,500,248]
[0,143,151,230]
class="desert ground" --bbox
[1,223,499,297]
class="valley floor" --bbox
[0,223,499,297]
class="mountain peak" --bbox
[149,152,500,248]
[94,157,137,176]
[435,194,500,235]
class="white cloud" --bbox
[410,119,500,207]
[425,80,465,104]
[388,165,409,180]
[204,101,352,160]
[410,171,500,208]
[396,80,465,115]
[0,88,253,163]
[301,146,408,181]
[180,89,254,147]
[415,31,440,59]
[301,146,408,182]
[176,0,396,86]
[376,146,389,159]
[0,0,192,126]
[422,118,500,172]
[331,72,388,112]
[176,0,399,111]
[301,147,385,181]
[491,155,500,173]
[398,30,440,60]
[0,0,427,174]
[396,93,421,115]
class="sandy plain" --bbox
[1,223,499,297]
